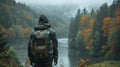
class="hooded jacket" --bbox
[28,15,58,63]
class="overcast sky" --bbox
[15,0,113,11]
[15,0,113,5]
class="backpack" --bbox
[33,29,53,59]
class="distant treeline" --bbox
[0,0,71,40]
[69,0,120,60]
[0,0,39,42]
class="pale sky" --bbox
[15,0,113,11]
[15,0,113,5]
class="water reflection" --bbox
[68,48,81,67]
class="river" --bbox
[11,38,70,67]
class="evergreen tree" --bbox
[93,3,109,56]
[105,30,120,60]
[0,25,7,52]
[68,9,81,48]
[90,8,95,15]
[83,8,88,14]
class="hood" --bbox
[34,23,51,30]
[38,15,49,25]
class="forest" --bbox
[68,0,120,67]
[0,0,120,67]
[0,0,70,66]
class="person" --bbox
[28,15,58,67]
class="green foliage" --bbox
[68,9,81,48]
[0,0,37,28]
[105,30,120,60]
[8,47,21,65]
[0,25,7,52]
[0,47,23,67]
[68,0,120,64]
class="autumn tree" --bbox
[102,17,112,37]
[24,28,30,38]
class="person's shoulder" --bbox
[30,29,35,36]
[48,28,55,33]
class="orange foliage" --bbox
[89,19,95,29]
[24,28,30,38]
[107,10,120,34]
[115,8,120,16]
[0,25,7,36]
[26,15,31,19]
[102,17,112,37]
[85,39,94,50]
[109,8,120,32]
[80,15,89,29]
[85,45,91,50]
[1,26,7,33]
[80,15,96,50]
[82,29,92,38]
[116,16,120,22]
[81,15,88,22]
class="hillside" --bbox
[0,0,39,42]
[30,4,78,37]
[0,0,37,28]
[0,0,73,42]
[68,0,120,66]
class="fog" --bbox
[15,0,113,10]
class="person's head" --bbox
[34,15,51,30]
[38,14,49,25]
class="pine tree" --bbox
[91,8,95,15]
[83,8,88,14]
[0,25,7,52]
[68,9,81,48]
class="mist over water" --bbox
[15,0,113,11]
